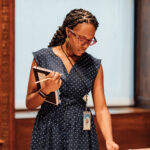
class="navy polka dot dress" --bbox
[30,47,101,150]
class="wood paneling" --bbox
[135,0,150,108]
[15,119,35,150]
[96,113,150,150]
[15,108,150,150]
[0,0,15,150]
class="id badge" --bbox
[83,111,91,130]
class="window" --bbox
[15,0,134,109]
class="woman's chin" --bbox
[76,50,85,56]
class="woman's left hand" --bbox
[106,140,119,150]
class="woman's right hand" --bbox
[26,59,63,109]
[40,71,62,94]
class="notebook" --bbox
[32,66,60,105]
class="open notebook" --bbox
[32,66,60,105]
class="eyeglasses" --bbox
[69,29,97,46]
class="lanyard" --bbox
[61,45,89,111]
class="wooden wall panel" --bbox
[135,0,150,108]
[15,110,150,150]
[15,119,35,150]
[0,0,15,150]
[96,113,150,150]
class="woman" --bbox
[26,8,119,150]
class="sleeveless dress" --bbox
[30,47,102,150]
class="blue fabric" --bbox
[30,47,101,150]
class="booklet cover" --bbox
[32,66,60,105]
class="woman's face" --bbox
[66,23,96,56]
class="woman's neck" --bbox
[62,43,79,58]
[61,44,80,62]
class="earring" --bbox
[66,37,69,42]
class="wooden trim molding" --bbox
[0,0,15,150]
[136,96,150,108]
[134,0,150,108]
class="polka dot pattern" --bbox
[30,47,102,150]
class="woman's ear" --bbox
[65,27,70,37]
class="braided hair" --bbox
[48,8,99,47]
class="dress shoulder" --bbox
[32,48,51,66]
[87,52,101,65]
[85,52,102,76]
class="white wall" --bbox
[15,0,134,109]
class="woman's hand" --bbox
[26,59,63,109]
[41,71,62,94]
[106,140,119,150]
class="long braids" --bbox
[48,8,99,47]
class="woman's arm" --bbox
[26,59,62,109]
[92,64,119,150]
